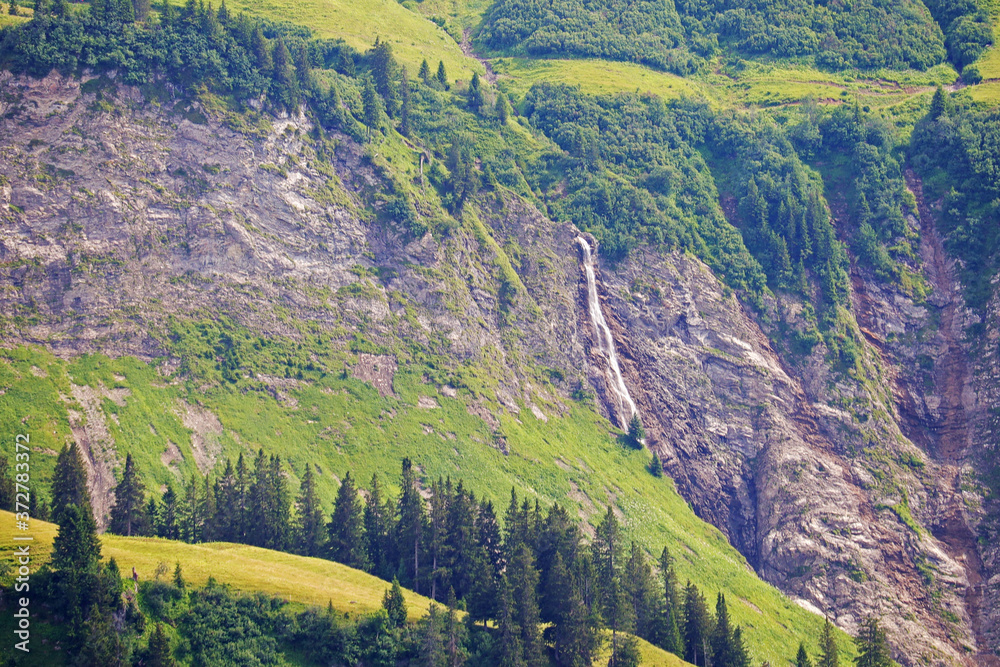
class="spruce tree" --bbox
[51,443,91,523]
[733,626,751,667]
[52,504,102,572]
[78,604,125,666]
[362,75,382,137]
[496,576,526,667]
[145,623,177,667]
[173,562,185,590]
[683,581,712,667]
[711,593,734,667]
[272,38,300,109]
[625,541,657,641]
[854,617,892,667]
[595,507,634,666]
[797,642,814,667]
[496,93,510,124]
[659,547,683,656]
[650,452,664,477]
[234,453,250,542]
[383,578,407,628]
[436,60,448,89]
[370,38,398,115]
[467,72,484,112]
[109,453,151,537]
[421,604,447,667]
[819,617,840,667]
[294,464,326,557]
[444,481,478,600]
[365,473,393,578]
[419,58,431,84]
[178,473,204,543]
[445,589,467,667]
[626,413,645,448]
[252,27,272,71]
[328,471,367,568]
[466,544,499,624]
[427,477,449,600]
[509,543,544,666]
[396,457,426,592]
[477,498,505,577]
[212,460,237,542]
[157,485,180,540]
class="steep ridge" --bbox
[0,68,996,664]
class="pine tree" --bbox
[496,94,510,124]
[625,541,657,641]
[496,576,526,667]
[272,38,300,109]
[421,603,447,667]
[294,464,326,557]
[51,444,91,523]
[649,453,664,477]
[144,622,177,666]
[328,471,367,568]
[383,578,407,628]
[157,485,180,540]
[362,75,382,137]
[173,562,185,590]
[396,457,426,593]
[626,414,645,448]
[508,543,544,666]
[683,581,712,667]
[370,38,398,115]
[467,72,484,112]
[109,453,151,537]
[365,473,393,578]
[659,547,683,656]
[819,618,840,667]
[711,593,734,667]
[797,642,814,667]
[252,27,272,71]
[419,58,431,84]
[52,504,102,573]
[436,60,448,89]
[854,617,892,667]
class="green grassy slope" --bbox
[0,344,855,665]
[0,510,691,666]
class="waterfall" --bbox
[576,236,638,430]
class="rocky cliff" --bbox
[0,72,997,665]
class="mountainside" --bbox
[1,0,1000,666]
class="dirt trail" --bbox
[905,170,997,667]
[460,29,497,85]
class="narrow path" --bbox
[460,29,497,85]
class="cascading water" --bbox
[576,236,638,430]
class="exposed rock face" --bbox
[1,72,997,665]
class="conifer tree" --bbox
[819,617,840,667]
[252,26,272,71]
[496,576,526,667]
[733,626,751,667]
[467,72,484,112]
[212,460,238,542]
[626,413,645,448]
[370,38,398,115]
[383,578,407,628]
[173,562,185,590]
[419,58,431,84]
[445,588,467,667]
[711,593,735,667]
[234,453,250,542]
[436,60,448,89]
[272,38,300,109]
[52,504,102,572]
[854,617,892,667]
[178,473,205,543]
[625,541,657,641]
[78,604,125,666]
[478,498,505,576]
[396,457,426,592]
[466,544,499,624]
[294,464,326,557]
[427,477,449,600]
[546,551,599,667]
[421,603,447,667]
[650,452,664,477]
[594,506,634,666]
[509,543,544,666]
[797,642,814,667]
[444,481,479,600]
[362,75,382,137]
[52,443,91,523]
[683,581,712,667]
[145,623,177,667]
[157,485,180,540]
[929,86,949,120]
[659,547,684,656]
[109,453,151,537]
[496,93,510,124]
[365,473,393,578]
[328,471,367,568]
